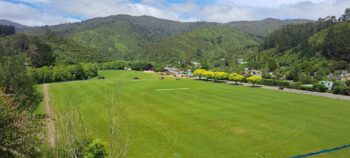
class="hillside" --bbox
[0,33,106,65]
[20,15,311,61]
[226,18,313,37]
[0,19,30,30]
[24,15,218,59]
[137,26,261,64]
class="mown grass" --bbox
[45,70,350,158]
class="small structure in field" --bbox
[191,62,201,68]
[143,70,155,73]
[238,59,247,65]
[320,81,334,91]
[339,70,350,81]
[250,70,262,77]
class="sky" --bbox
[0,0,349,26]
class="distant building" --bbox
[340,70,350,81]
[319,81,334,91]
[251,70,262,77]
[191,62,201,68]
[238,59,247,65]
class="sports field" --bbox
[45,70,350,158]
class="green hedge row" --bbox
[29,61,164,83]
[260,79,291,88]
[29,63,99,83]
[260,79,332,94]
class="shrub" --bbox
[275,80,290,88]
[229,73,244,84]
[313,83,327,92]
[247,76,262,86]
[346,80,350,87]
[30,64,98,83]
[82,139,107,158]
[193,69,207,79]
[129,62,153,71]
[260,79,276,86]
[0,94,43,157]
[300,85,314,91]
[203,71,214,80]
[213,72,229,81]
[290,82,302,89]
[333,86,350,95]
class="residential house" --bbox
[251,70,262,77]
[320,81,334,91]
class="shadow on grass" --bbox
[248,85,262,88]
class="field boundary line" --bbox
[155,88,190,91]
[44,84,56,148]
[289,144,350,158]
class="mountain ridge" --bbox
[0,19,30,30]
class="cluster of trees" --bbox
[264,20,335,53]
[0,25,15,36]
[27,60,166,83]
[0,55,44,157]
[0,34,55,67]
[29,63,99,83]
[193,69,262,86]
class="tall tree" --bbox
[0,56,42,111]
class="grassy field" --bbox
[43,70,350,158]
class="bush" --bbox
[30,64,98,83]
[260,79,276,86]
[0,94,43,157]
[346,80,350,87]
[290,82,302,89]
[313,83,327,92]
[82,139,107,158]
[276,80,290,88]
[100,61,125,70]
[260,79,290,88]
[300,85,314,91]
[333,86,350,95]
[129,62,153,71]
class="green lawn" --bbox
[45,70,350,158]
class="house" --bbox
[320,81,334,91]
[191,62,201,68]
[339,70,350,81]
[237,59,247,65]
[251,70,262,77]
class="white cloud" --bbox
[0,0,349,26]
[0,1,79,26]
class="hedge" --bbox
[29,63,98,83]
[260,79,291,88]
[333,86,350,96]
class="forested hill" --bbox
[0,19,30,30]
[23,15,220,59]
[13,15,310,62]
[226,18,313,37]
[138,26,261,65]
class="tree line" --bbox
[0,25,15,36]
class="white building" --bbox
[319,81,334,91]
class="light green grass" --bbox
[47,70,350,158]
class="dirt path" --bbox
[227,81,350,101]
[43,84,56,148]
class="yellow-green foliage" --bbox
[213,72,229,80]
[203,71,214,79]
[229,73,245,82]
[247,76,262,85]
[193,69,207,78]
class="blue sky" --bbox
[0,0,349,26]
